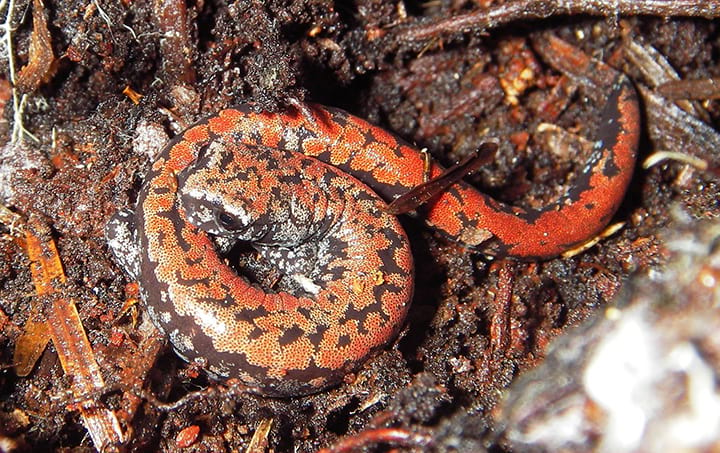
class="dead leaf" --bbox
[16,0,55,93]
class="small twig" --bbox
[490,261,514,356]
[623,37,710,123]
[245,418,273,453]
[153,0,196,86]
[658,78,720,101]
[561,221,626,258]
[642,151,709,171]
[142,378,252,412]
[391,0,720,43]
[638,84,720,168]
[317,428,433,453]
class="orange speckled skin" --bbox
[132,106,414,396]
[106,67,638,396]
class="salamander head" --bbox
[177,140,269,241]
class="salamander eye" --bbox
[216,211,242,231]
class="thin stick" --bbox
[393,0,720,43]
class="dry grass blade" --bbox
[12,315,51,377]
[18,218,124,450]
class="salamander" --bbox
[106,53,639,397]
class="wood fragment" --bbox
[639,84,720,168]
[623,37,710,122]
[389,0,720,45]
[658,78,720,101]
[245,418,273,453]
[153,0,196,85]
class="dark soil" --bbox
[0,0,718,451]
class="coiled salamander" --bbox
[106,50,639,397]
